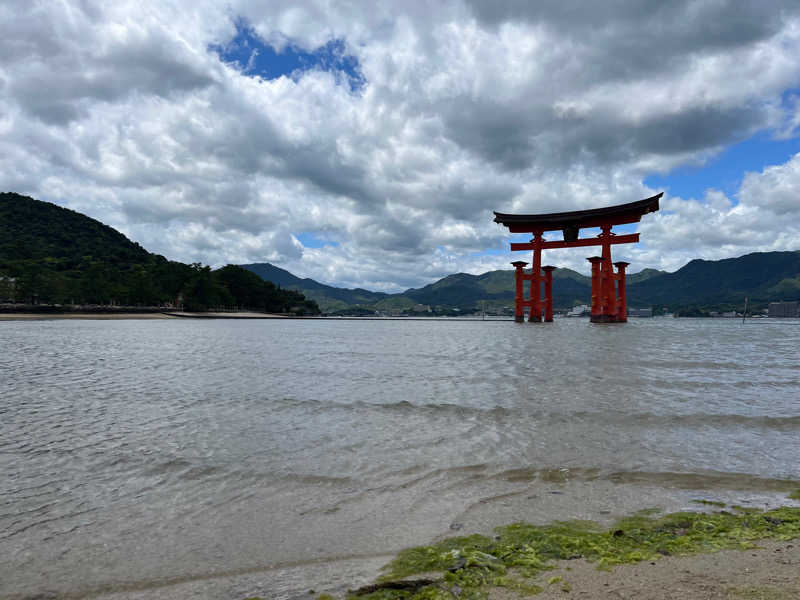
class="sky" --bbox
[2,1,800,292]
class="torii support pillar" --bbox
[614,261,630,323]
[542,266,556,322]
[587,257,603,320]
[511,261,528,322]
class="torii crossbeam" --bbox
[494,193,661,323]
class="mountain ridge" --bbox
[3,191,798,315]
[242,250,800,314]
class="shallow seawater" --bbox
[1,317,799,599]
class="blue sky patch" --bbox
[296,232,339,249]
[644,131,800,201]
[211,18,365,92]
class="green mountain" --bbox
[6,191,795,315]
[240,262,389,311]
[627,251,800,307]
[1,192,151,267]
[0,192,319,314]
[240,262,596,312]
[403,268,593,309]
[626,268,665,285]
[244,251,800,315]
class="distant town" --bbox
[343,301,800,319]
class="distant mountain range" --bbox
[241,262,392,309]
[242,251,800,314]
[2,191,797,315]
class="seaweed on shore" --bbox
[346,504,800,600]
[690,499,726,507]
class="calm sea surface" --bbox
[2,317,800,599]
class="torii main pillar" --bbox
[494,194,661,323]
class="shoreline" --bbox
[0,311,508,321]
[0,311,291,320]
[0,312,514,322]
[0,312,174,320]
[327,501,800,600]
[38,541,798,600]
[65,507,800,600]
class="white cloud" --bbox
[2,1,800,291]
[629,153,800,272]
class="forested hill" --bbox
[1,192,150,266]
[0,192,319,314]
[243,251,800,314]
[4,192,796,315]
[241,262,391,308]
[627,251,800,306]
[404,252,800,312]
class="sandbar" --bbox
[0,311,290,320]
[0,312,173,320]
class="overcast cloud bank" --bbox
[2,1,800,291]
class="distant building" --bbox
[627,307,652,318]
[768,301,799,318]
[567,304,590,317]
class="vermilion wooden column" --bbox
[529,232,543,322]
[598,225,617,322]
[542,266,555,322]
[587,256,603,320]
[614,261,629,323]
[511,260,528,323]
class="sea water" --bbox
[2,317,799,599]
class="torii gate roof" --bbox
[494,192,662,233]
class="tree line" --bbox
[0,193,319,314]
[1,256,319,314]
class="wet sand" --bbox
[0,311,288,320]
[495,539,800,600]
[0,312,173,320]
[67,539,799,600]
[163,311,289,318]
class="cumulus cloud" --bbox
[629,153,800,271]
[1,1,800,290]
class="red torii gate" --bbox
[494,193,661,323]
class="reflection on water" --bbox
[1,318,799,599]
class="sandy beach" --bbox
[68,538,798,600]
[0,312,174,320]
[497,539,800,600]
[163,311,289,319]
[336,499,800,600]
[0,311,289,320]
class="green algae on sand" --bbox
[348,505,800,600]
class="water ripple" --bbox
[1,317,799,599]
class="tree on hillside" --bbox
[214,264,320,314]
[181,264,231,311]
